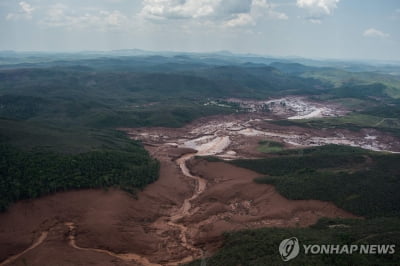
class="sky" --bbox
[0,0,399,60]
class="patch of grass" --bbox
[257,140,284,153]
[271,113,400,137]
[231,145,368,176]
[297,114,383,129]
[329,98,372,110]
[199,156,223,162]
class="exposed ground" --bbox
[0,144,355,266]
[1,97,399,266]
[225,96,347,120]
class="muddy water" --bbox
[65,222,161,266]
[62,152,207,266]
[11,153,206,266]
[0,232,48,266]
[172,153,207,220]
[165,153,207,265]
[0,150,207,266]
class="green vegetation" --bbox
[231,145,368,176]
[361,100,400,119]
[326,98,373,111]
[228,145,400,217]
[187,217,400,266]
[0,118,160,211]
[332,83,388,99]
[0,63,326,128]
[300,68,400,98]
[0,118,141,154]
[88,100,235,128]
[0,142,159,211]
[1,54,399,129]
[257,140,284,153]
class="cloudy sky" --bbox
[0,0,399,60]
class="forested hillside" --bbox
[0,143,159,211]
[0,118,160,211]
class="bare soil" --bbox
[0,146,356,266]
[0,145,194,266]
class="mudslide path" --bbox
[65,222,160,266]
[166,153,207,265]
[62,152,206,266]
[60,152,206,266]
[0,151,205,266]
[1,116,365,266]
[0,232,48,266]
[172,153,207,220]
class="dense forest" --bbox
[0,66,326,128]
[0,143,159,211]
[0,117,160,211]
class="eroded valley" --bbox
[1,98,399,266]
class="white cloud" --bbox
[140,0,288,27]
[224,13,254,27]
[297,0,339,15]
[140,0,219,20]
[20,1,35,15]
[296,0,339,23]
[252,0,288,20]
[363,28,390,38]
[6,1,35,20]
[5,0,288,31]
[40,4,128,30]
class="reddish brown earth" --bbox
[184,159,356,245]
[0,146,194,266]
[0,142,356,266]
[3,100,400,265]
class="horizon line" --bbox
[1,49,400,64]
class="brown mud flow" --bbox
[0,149,355,265]
[0,114,373,266]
